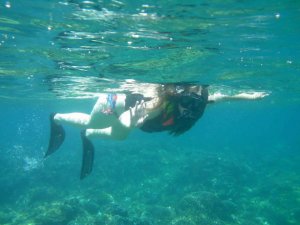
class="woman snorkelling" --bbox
[45,82,268,179]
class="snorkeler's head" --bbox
[164,83,209,135]
[140,83,209,136]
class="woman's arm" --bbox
[208,91,269,102]
[118,97,162,128]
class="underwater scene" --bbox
[1,0,300,224]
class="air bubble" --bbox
[5,1,11,8]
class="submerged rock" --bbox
[178,191,236,222]
[171,216,196,225]
[0,210,12,224]
[145,205,175,223]
[292,208,300,223]
[95,214,152,225]
[94,191,115,206]
[105,203,129,217]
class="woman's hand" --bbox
[118,100,148,128]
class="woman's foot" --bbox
[80,130,95,180]
[45,113,65,158]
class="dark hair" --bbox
[140,84,209,136]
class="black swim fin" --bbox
[45,113,65,158]
[80,130,95,180]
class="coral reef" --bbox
[0,144,299,225]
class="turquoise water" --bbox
[1,0,300,224]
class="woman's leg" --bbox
[88,93,127,128]
[54,112,91,128]
[46,94,127,157]
[53,93,128,128]
[84,124,131,140]
[45,96,106,158]
[52,94,118,129]
[45,113,67,157]
[45,112,91,158]
[79,124,131,179]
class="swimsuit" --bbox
[101,93,118,115]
